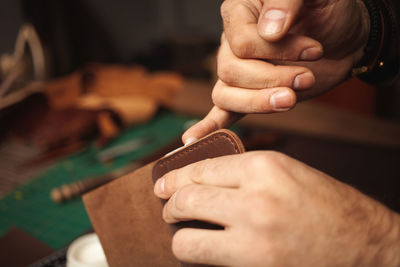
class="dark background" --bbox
[2,0,400,120]
[0,0,224,76]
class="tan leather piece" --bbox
[83,129,245,267]
[83,163,180,267]
[83,162,179,267]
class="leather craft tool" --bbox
[96,136,152,163]
[51,163,140,203]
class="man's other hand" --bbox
[154,152,400,266]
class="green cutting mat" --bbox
[0,112,195,249]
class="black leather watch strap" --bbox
[354,0,400,86]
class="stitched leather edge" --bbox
[153,129,244,175]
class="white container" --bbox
[67,233,109,267]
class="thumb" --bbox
[182,106,244,145]
[258,0,304,42]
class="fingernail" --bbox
[270,91,293,111]
[299,47,323,61]
[262,9,287,35]
[155,177,165,195]
[293,73,315,90]
[184,137,197,146]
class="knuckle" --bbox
[244,151,289,178]
[260,76,278,89]
[190,159,210,184]
[252,92,272,113]
[162,204,167,221]
[273,50,288,61]
[229,34,255,59]
[171,230,187,260]
[211,86,223,107]
[244,152,270,173]
[162,203,172,222]
[265,44,292,61]
[220,1,232,21]
[172,230,214,263]
[220,0,242,23]
[263,66,287,87]
[174,184,199,212]
[163,170,177,194]
[263,151,289,168]
[256,151,287,168]
[217,62,236,85]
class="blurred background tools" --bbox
[0,23,47,99]
[0,63,184,197]
[96,136,153,163]
[51,162,141,204]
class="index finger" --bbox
[182,106,243,145]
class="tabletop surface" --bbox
[0,112,193,249]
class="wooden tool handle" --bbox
[51,176,112,203]
[51,163,141,203]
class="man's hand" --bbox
[154,152,400,266]
[182,0,370,144]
